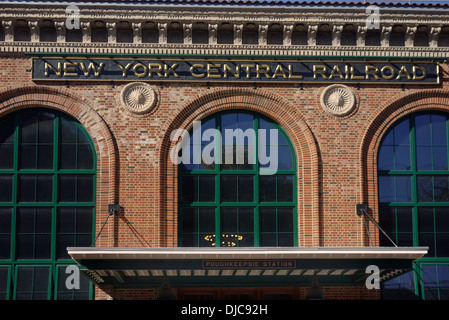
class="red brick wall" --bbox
[1,53,448,300]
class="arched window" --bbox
[378,112,449,300]
[178,111,297,247]
[0,109,96,300]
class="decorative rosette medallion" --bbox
[120,82,158,115]
[320,84,356,117]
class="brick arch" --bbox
[0,85,118,247]
[359,88,449,246]
[159,88,320,247]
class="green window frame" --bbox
[378,111,449,300]
[178,111,297,247]
[0,109,96,300]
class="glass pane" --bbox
[396,176,411,202]
[57,234,73,259]
[395,146,411,170]
[17,207,34,233]
[278,233,294,246]
[0,116,16,144]
[394,119,410,145]
[0,208,12,258]
[417,146,432,170]
[37,116,54,144]
[198,176,215,202]
[260,233,276,246]
[18,175,35,202]
[76,208,93,233]
[58,175,76,202]
[36,176,52,202]
[396,207,412,233]
[238,176,253,202]
[20,114,38,144]
[58,207,75,233]
[378,176,395,203]
[433,146,448,171]
[198,208,215,233]
[37,145,53,169]
[436,234,449,257]
[182,208,196,234]
[181,176,197,203]
[277,145,293,171]
[238,208,254,233]
[60,118,77,143]
[434,176,449,202]
[20,145,36,169]
[259,175,276,202]
[419,233,435,257]
[0,175,13,202]
[221,207,237,233]
[418,176,434,202]
[0,267,9,299]
[431,115,447,146]
[0,208,12,234]
[382,129,394,146]
[35,208,52,233]
[34,234,51,259]
[378,145,394,171]
[16,234,34,259]
[77,175,94,202]
[418,207,434,233]
[416,114,431,146]
[77,144,94,170]
[278,208,293,232]
[260,208,276,232]
[435,208,449,232]
[277,175,293,202]
[59,145,76,169]
[0,144,14,169]
[221,175,237,202]
[379,207,395,235]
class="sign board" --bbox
[32,57,440,84]
[202,260,297,270]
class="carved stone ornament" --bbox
[120,82,158,115]
[320,84,356,117]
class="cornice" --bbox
[2,41,448,58]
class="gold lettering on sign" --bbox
[313,65,328,79]
[117,62,133,77]
[190,63,206,78]
[44,62,62,77]
[288,65,302,79]
[223,64,240,79]
[413,66,426,80]
[149,63,164,78]
[164,63,180,78]
[80,62,104,77]
[272,65,287,79]
[256,64,271,79]
[329,65,344,80]
[396,65,412,80]
[207,63,222,79]
[381,65,395,80]
[365,65,380,80]
[63,62,78,77]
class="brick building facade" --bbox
[0,0,448,300]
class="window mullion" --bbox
[254,116,260,247]
[410,116,419,247]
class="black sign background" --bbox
[32,57,440,84]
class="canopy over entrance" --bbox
[68,247,427,288]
